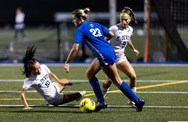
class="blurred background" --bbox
[0,0,187,63]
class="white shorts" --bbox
[15,23,25,30]
[47,82,64,106]
[53,82,60,92]
[115,51,127,64]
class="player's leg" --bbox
[117,60,137,106]
[61,91,86,104]
[21,27,26,38]
[102,64,144,112]
[86,58,104,103]
[117,60,137,92]
[101,76,112,96]
[86,58,107,111]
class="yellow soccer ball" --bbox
[79,98,96,113]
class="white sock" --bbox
[131,87,136,94]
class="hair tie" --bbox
[120,13,131,20]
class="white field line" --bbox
[0,104,188,109]
[1,90,188,94]
[0,79,178,83]
[168,121,188,122]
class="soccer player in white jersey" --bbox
[21,46,85,110]
[101,7,139,106]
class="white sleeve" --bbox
[109,25,118,34]
[129,26,133,36]
[22,78,32,90]
[42,64,51,74]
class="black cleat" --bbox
[94,101,107,112]
[136,99,145,112]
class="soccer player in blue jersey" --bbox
[64,8,145,112]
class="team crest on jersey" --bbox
[90,24,94,27]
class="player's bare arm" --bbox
[64,43,79,73]
[105,31,114,41]
[20,88,32,110]
[49,72,71,86]
[128,40,139,56]
[49,72,61,84]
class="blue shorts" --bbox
[95,47,116,67]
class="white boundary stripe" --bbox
[0,79,177,82]
[136,91,188,94]
[168,121,188,122]
[0,104,188,109]
[1,90,188,94]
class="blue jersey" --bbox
[74,21,116,66]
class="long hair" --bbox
[23,46,38,77]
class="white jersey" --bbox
[15,12,25,23]
[15,12,25,29]
[22,64,63,105]
[109,24,133,64]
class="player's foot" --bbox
[127,100,136,108]
[65,82,73,86]
[76,91,86,101]
[94,101,107,112]
[45,100,50,106]
[136,99,145,112]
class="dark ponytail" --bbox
[23,46,38,77]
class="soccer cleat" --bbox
[79,91,86,96]
[136,99,145,112]
[76,91,86,101]
[65,82,73,86]
[94,101,107,112]
[45,100,50,106]
[127,100,136,108]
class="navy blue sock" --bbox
[89,77,104,103]
[118,81,140,105]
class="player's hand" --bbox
[133,49,139,56]
[23,106,32,110]
[64,63,70,73]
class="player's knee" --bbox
[85,70,90,79]
[130,74,136,81]
[85,70,94,80]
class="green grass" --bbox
[0,65,188,80]
[0,64,188,122]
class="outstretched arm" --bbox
[64,43,79,73]
[21,88,32,110]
